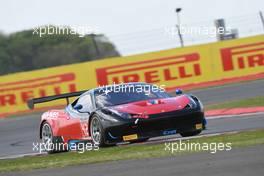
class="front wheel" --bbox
[90,115,108,147]
[179,130,202,137]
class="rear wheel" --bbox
[179,130,202,137]
[41,122,56,154]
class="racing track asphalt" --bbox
[0,79,264,158]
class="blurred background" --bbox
[0,0,263,75]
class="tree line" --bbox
[0,26,120,75]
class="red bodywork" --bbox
[113,96,190,115]
[40,95,190,143]
[40,110,90,143]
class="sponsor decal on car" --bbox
[195,123,203,130]
[123,134,138,141]
[163,129,177,136]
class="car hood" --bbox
[112,95,190,115]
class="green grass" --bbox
[1,129,264,173]
[206,96,264,110]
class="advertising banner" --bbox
[0,34,263,117]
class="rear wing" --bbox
[27,90,87,110]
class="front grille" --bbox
[148,108,195,118]
[138,111,203,132]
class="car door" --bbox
[59,93,93,140]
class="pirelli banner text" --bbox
[1,34,264,116]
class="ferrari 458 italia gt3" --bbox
[28,82,206,153]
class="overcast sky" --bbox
[1,0,263,55]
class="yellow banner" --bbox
[1,34,264,116]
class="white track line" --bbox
[0,152,45,160]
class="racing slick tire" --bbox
[41,122,64,154]
[179,130,202,137]
[90,115,109,147]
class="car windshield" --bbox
[94,84,171,107]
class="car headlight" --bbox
[108,109,132,119]
[108,109,149,119]
[116,111,132,119]
[198,99,204,111]
[102,109,149,119]
[184,98,197,109]
[188,98,197,108]
[189,95,204,111]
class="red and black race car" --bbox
[28,82,206,153]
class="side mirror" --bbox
[175,89,183,95]
[74,104,83,111]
